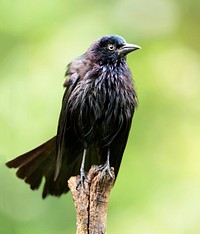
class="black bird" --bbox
[6,35,140,198]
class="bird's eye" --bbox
[107,44,116,51]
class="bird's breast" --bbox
[68,65,136,145]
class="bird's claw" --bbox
[76,169,90,195]
[97,163,114,180]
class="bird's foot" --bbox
[76,168,90,195]
[97,161,114,180]
[95,148,115,180]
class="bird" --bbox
[6,35,140,198]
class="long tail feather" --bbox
[6,137,70,198]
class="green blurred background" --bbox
[1,0,200,233]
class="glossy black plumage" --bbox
[6,35,140,198]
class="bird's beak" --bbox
[118,43,141,57]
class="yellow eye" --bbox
[108,44,116,51]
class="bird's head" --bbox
[88,35,140,65]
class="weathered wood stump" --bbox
[68,165,115,234]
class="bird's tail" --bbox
[6,136,70,198]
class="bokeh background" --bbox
[1,0,200,233]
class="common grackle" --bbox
[6,35,140,198]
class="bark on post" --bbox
[68,165,115,234]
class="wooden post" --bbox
[68,165,115,234]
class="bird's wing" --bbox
[109,113,134,179]
[54,55,86,180]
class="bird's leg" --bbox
[98,148,114,180]
[76,149,89,194]
[80,148,89,183]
